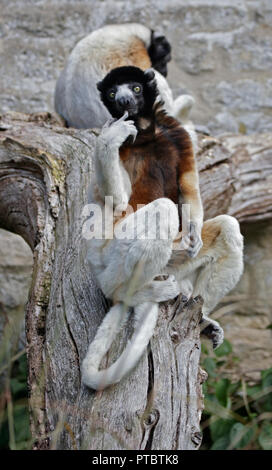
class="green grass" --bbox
[0,339,271,449]
[200,339,272,450]
[0,353,32,450]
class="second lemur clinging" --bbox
[54,23,194,129]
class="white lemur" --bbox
[54,23,194,130]
[82,66,244,390]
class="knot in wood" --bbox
[144,409,159,427]
[124,413,134,433]
[170,326,181,344]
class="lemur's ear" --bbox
[97,81,103,92]
[144,69,155,82]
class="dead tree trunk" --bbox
[0,111,271,450]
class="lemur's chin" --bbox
[127,111,138,119]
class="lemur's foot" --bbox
[178,279,193,300]
[172,94,195,122]
[154,274,181,302]
[200,316,224,349]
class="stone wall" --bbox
[216,221,272,383]
[0,0,271,134]
[0,0,271,382]
[0,229,33,371]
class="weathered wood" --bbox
[198,133,272,223]
[0,111,271,450]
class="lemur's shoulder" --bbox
[153,102,194,157]
[124,102,194,160]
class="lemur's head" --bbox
[97,66,158,120]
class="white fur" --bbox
[82,107,244,391]
[55,23,195,129]
[84,200,243,390]
[153,71,196,131]
[168,215,243,306]
[83,198,182,389]
[82,302,158,389]
[95,113,136,209]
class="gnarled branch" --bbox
[0,111,271,449]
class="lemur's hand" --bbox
[100,112,137,149]
[183,222,203,258]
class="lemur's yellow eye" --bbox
[133,86,141,93]
[108,91,115,99]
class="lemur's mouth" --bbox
[117,106,137,117]
[126,108,138,116]
[116,100,138,117]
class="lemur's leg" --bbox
[168,215,244,348]
[83,198,181,388]
[113,275,180,307]
[97,197,180,302]
[153,70,175,114]
[172,94,195,123]
[173,94,198,153]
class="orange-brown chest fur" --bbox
[119,115,193,212]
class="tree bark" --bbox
[0,111,271,450]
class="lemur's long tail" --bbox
[82,301,159,390]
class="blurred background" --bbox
[0,0,271,450]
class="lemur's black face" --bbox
[106,81,145,118]
[97,66,158,120]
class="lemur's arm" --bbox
[178,131,203,258]
[95,113,137,209]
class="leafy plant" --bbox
[201,339,272,450]
[1,338,271,450]
[0,353,32,450]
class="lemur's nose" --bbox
[118,96,133,108]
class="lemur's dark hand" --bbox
[183,222,203,258]
[148,31,172,77]
[200,316,224,349]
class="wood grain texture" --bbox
[0,112,271,449]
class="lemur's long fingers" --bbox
[104,111,129,128]
[117,111,129,122]
[103,117,117,128]
[129,126,138,143]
